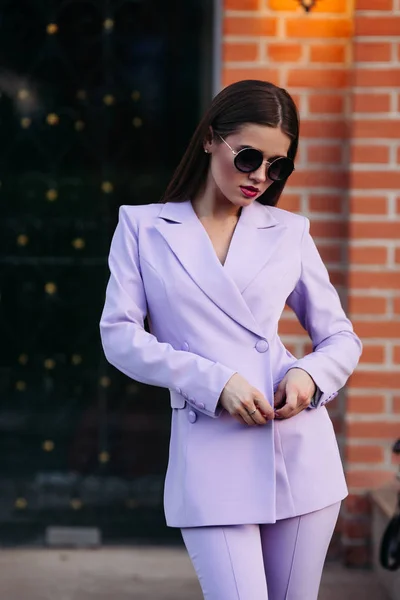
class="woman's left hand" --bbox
[273,368,316,419]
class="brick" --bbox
[290,170,348,189]
[352,93,390,114]
[278,318,307,336]
[331,413,344,435]
[287,68,349,89]
[268,0,299,9]
[327,399,341,417]
[394,298,400,314]
[222,69,279,87]
[392,452,400,466]
[353,42,392,63]
[354,69,400,88]
[351,172,400,190]
[397,147,400,164]
[223,43,259,62]
[394,345,400,364]
[286,19,352,38]
[307,145,343,166]
[393,397,400,413]
[303,341,313,354]
[279,193,301,212]
[226,0,258,8]
[310,44,346,63]
[344,494,372,516]
[308,94,344,114]
[397,196,400,214]
[395,248,400,264]
[347,394,386,413]
[348,246,388,266]
[307,0,348,10]
[283,343,297,356]
[349,271,400,290]
[348,370,400,389]
[349,196,387,215]
[348,294,387,315]
[317,243,342,263]
[352,321,400,338]
[290,93,301,108]
[309,219,348,238]
[267,43,303,62]
[346,470,395,489]
[343,517,373,539]
[349,221,400,239]
[309,193,343,213]
[269,0,347,10]
[343,546,371,569]
[355,0,393,8]
[301,120,348,139]
[329,270,345,286]
[224,17,277,36]
[350,145,389,164]
[352,120,400,139]
[355,16,400,36]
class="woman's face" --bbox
[204,123,292,208]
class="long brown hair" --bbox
[160,80,299,206]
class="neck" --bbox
[191,178,241,222]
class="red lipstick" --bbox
[240,186,260,198]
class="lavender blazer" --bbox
[99,199,362,527]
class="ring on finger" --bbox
[248,408,257,416]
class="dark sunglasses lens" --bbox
[268,158,294,181]
[234,148,263,173]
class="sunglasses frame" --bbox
[217,134,294,182]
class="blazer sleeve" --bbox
[99,206,236,418]
[285,217,362,409]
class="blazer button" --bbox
[175,387,181,394]
[188,410,197,423]
[196,401,205,410]
[255,339,269,353]
[183,392,189,399]
[182,342,190,351]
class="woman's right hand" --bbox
[219,373,275,426]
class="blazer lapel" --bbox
[224,200,288,293]
[154,200,286,337]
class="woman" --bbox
[100,80,362,600]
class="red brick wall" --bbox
[222,0,400,566]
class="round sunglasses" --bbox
[218,134,294,182]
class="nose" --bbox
[249,163,267,184]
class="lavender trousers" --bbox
[181,502,341,600]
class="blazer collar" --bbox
[156,198,279,228]
[154,200,287,337]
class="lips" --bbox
[240,186,260,198]
[242,186,259,192]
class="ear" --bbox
[203,125,215,154]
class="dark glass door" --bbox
[0,0,214,543]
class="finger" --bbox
[235,414,248,426]
[273,387,285,409]
[275,391,298,419]
[248,407,268,426]
[254,397,274,420]
[238,407,257,426]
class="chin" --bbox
[235,194,258,206]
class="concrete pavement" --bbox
[0,546,388,600]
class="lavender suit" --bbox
[99,199,362,528]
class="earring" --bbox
[204,149,209,153]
